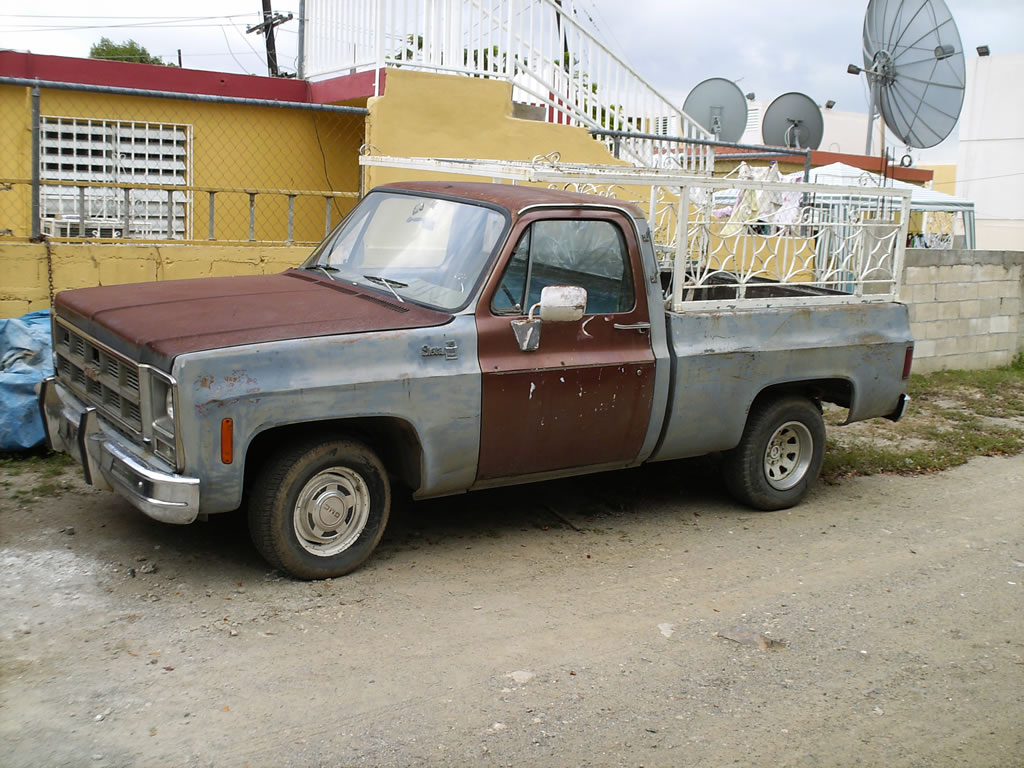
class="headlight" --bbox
[141,365,179,469]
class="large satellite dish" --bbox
[856,0,966,151]
[761,92,824,150]
[683,78,749,143]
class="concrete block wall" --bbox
[902,249,1023,373]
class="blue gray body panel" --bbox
[649,302,913,462]
[173,316,481,514]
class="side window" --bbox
[491,219,635,315]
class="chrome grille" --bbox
[54,320,143,434]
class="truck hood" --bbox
[54,270,453,368]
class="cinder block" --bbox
[991,316,1011,333]
[936,302,960,320]
[936,337,960,356]
[975,333,1002,352]
[977,282,1003,300]
[937,282,979,302]
[950,264,974,282]
[958,299,980,319]
[905,266,936,285]
[913,339,937,358]
[978,298,1003,318]
[905,283,936,303]
[975,263,1008,282]
[1001,297,1021,315]
[910,302,939,322]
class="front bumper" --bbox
[39,377,200,524]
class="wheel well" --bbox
[752,378,853,411]
[243,418,424,495]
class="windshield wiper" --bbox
[362,274,407,303]
[305,264,340,279]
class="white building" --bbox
[956,52,1024,251]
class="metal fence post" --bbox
[123,187,131,238]
[78,186,86,237]
[324,197,332,237]
[30,86,41,240]
[166,189,175,239]
[249,193,256,241]
[287,194,296,243]
[207,192,216,240]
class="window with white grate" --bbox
[39,116,192,239]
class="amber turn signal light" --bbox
[220,418,233,464]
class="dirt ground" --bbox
[2,451,1023,768]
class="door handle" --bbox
[613,322,651,333]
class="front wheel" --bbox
[722,396,825,511]
[248,438,390,579]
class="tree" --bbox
[89,38,169,66]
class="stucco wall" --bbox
[902,249,1023,373]
[362,69,627,189]
[0,242,311,317]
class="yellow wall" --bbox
[0,85,363,242]
[0,242,312,317]
[363,69,628,189]
[921,163,957,194]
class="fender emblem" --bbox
[421,340,458,360]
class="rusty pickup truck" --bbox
[40,180,913,579]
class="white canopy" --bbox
[783,162,976,247]
[785,161,974,214]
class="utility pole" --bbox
[247,1,294,77]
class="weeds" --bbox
[822,357,1024,482]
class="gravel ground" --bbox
[2,453,1023,767]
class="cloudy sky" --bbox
[3,0,1022,160]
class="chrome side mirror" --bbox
[510,286,587,352]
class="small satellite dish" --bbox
[682,78,748,143]
[858,0,966,151]
[761,92,824,150]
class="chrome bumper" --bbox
[886,392,911,422]
[39,377,200,524]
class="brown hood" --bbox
[55,270,452,368]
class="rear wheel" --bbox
[722,396,825,511]
[248,438,390,579]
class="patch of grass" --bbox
[823,358,1024,482]
[0,450,75,476]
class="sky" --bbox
[3,0,1022,163]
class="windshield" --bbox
[304,191,508,312]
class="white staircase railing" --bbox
[302,0,715,173]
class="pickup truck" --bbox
[40,180,914,579]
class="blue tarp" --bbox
[0,310,54,451]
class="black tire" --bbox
[248,438,390,579]
[722,396,825,511]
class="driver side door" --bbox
[474,209,656,482]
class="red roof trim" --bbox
[309,69,384,103]
[715,145,933,183]
[0,50,309,102]
[1,51,386,107]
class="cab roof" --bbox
[378,180,644,218]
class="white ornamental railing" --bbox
[359,153,913,311]
[302,0,715,173]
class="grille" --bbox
[54,321,143,434]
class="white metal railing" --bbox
[303,0,715,172]
[359,153,913,311]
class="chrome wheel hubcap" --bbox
[293,468,370,557]
[763,421,813,491]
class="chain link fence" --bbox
[0,79,366,246]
